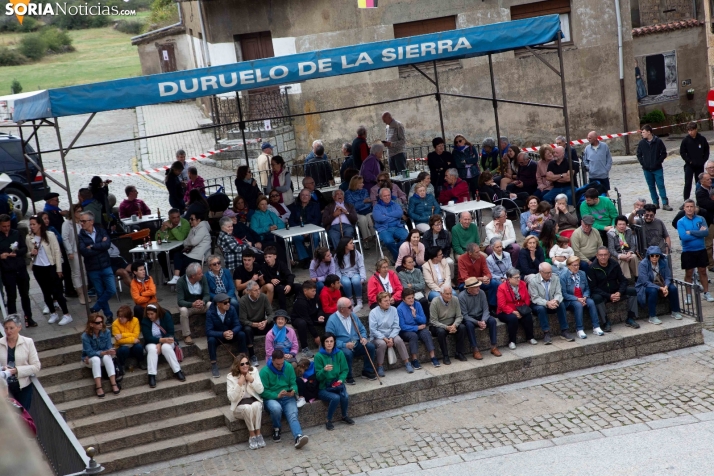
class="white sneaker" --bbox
[577,330,587,339]
[508,342,516,350]
[58,314,73,326]
[296,396,306,408]
[529,338,538,345]
[353,301,363,314]
[704,292,714,303]
[593,327,604,336]
[167,275,180,285]
[686,295,693,305]
[42,305,50,315]
[53,300,59,309]
[47,313,59,324]
[672,312,683,320]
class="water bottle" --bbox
[300,216,304,228]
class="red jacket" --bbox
[457,252,491,285]
[496,280,530,315]
[367,271,403,305]
[320,286,342,314]
[439,178,470,205]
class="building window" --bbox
[511,0,572,44]
[393,16,461,78]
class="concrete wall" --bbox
[136,33,195,76]
[180,0,640,154]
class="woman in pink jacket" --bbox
[264,310,299,365]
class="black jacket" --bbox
[288,201,321,227]
[517,247,545,277]
[290,291,325,325]
[695,183,714,225]
[77,226,112,272]
[421,228,452,258]
[636,136,667,171]
[340,155,356,180]
[680,133,710,167]
[235,179,261,210]
[261,260,295,287]
[0,228,27,272]
[587,257,627,299]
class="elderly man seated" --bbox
[525,262,574,344]
[588,246,640,330]
[369,173,407,207]
[439,168,470,205]
[429,284,467,365]
[373,187,409,262]
[457,242,498,308]
[458,277,501,359]
[119,185,151,219]
[325,297,377,383]
[239,280,275,367]
[205,293,246,378]
[176,262,211,346]
[321,189,358,249]
[484,205,520,265]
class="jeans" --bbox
[207,333,247,361]
[683,164,704,200]
[564,298,600,330]
[328,224,355,250]
[265,397,303,436]
[378,226,409,261]
[293,233,321,261]
[592,289,639,321]
[427,290,441,301]
[342,341,376,377]
[318,386,350,422]
[389,152,407,174]
[463,317,497,349]
[644,284,680,317]
[543,185,572,205]
[316,281,325,294]
[532,302,569,333]
[87,267,116,318]
[116,343,144,367]
[399,329,435,355]
[340,275,363,300]
[642,168,668,205]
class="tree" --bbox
[10,79,22,94]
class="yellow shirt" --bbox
[111,317,140,348]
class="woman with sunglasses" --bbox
[62,204,90,305]
[81,313,120,398]
[141,303,185,388]
[267,190,291,224]
[452,134,480,200]
[636,246,683,325]
[227,353,265,449]
[27,215,72,326]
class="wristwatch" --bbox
[560,174,563,178]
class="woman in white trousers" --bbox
[81,314,120,398]
[140,304,185,388]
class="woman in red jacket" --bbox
[496,267,537,350]
[367,258,403,309]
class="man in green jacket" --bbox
[451,212,480,261]
[176,262,210,345]
[156,208,191,282]
[579,188,618,243]
[260,349,309,449]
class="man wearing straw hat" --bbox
[458,277,501,359]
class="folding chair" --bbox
[371,214,409,261]
[478,192,521,222]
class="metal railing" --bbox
[673,278,704,322]
[212,88,291,140]
[28,376,99,475]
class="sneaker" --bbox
[602,321,612,332]
[42,305,50,315]
[167,275,180,285]
[672,312,683,320]
[703,293,714,303]
[272,428,281,442]
[342,416,355,425]
[53,300,59,309]
[58,314,73,326]
[353,301,363,314]
[625,317,640,329]
[346,377,356,385]
[543,331,553,345]
[662,204,673,211]
[529,338,538,345]
[300,347,314,358]
[257,435,266,448]
[431,357,440,368]
[508,342,516,350]
[250,355,259,367]
[442,356,451,365]
[411,359,422,370]
[593,327,604,336]
[294,434,309,449]
[561,330,575,342]
[686,295,693,305]
[326,421,335,431]
[47,313,59,324]
[405,362,414,373]
[648,316,662,325]
[296,396,306,408]
[249,436,258,450]
[376,366,385,378]
[211,362,220,378]
[577,330,587,339]
[361,370,377,380]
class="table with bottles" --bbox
[129,238,184,283]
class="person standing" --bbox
[636,125,672,210]
[582,131,613,190]
[677,199,714,303]
[427,137,454,197]
[382,112,406,174]
[0,314,40,410]
[256,142,273,191]
[680,122,710,201]
[0,215,34,327]
[360,143,385,192]
[352,126,370,170]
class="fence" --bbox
[672,278,704,322]
[211,88,292,140]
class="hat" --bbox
[44,192,60,201]
[261,142,273,150]
[213,293,230,304]
[222,209,237,218]
[274,309,290,322]
[464,277,482,288]
[581,215,595,225]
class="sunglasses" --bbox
[220,300,231,305]
[93,320,103,325]
[456,139,465,144]
[210,262,220,266]
[240,362,250,367]
[79,219,91,224]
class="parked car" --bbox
[0,133,50,217]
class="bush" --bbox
[18,33,47,61]
[50,13,109,30]
[0,47,27,66]
[115,20,145,35]
[640,109,666,124]
[150,0,179,26]
[18,16,40,33]
[10,79,22,94]
[40,27,74,53]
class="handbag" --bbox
[387,346,397,365]
[515,305,532,319]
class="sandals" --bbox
[95,386,105,398]
[111,384,121,395]
[24,316,37,328]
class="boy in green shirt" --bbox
[579,189,618,238]
[155,209,190,282]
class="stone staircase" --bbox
[35,299,703,474]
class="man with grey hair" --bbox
[481,137,499,174]
[177,262,211,346]
[544,146,573,204]
[382,111,406,173]
[325,297,377,383]
[526,262,573,344]
[373,187,408,261]
[506,151,538,196]
[556,135,580,175]
[499,136,510,155]
[439,168,470,204]
[360,142,384,192]
[78,210,114,323]
[239,280,275,367]
[582,131,612,191]
[176,149,189,183]
[628,197,647,226]
[429,284,467,364]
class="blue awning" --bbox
[13,15,561,122]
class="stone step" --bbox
[38,343,83,368]
[81,407,227,455]
[69,390,226,440]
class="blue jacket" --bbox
[288,201,321,227]
[635,246,672,306]
[677,213,708,252]
[408,193,441,224]
[250,209,285,236]
[373,199,404,232]
[559,269,592,301]
[81,329,113,359]
[140,311,175,345]
[77,226,112,272]
[325,312,369,350]
[206,270,237,301]
[397,301,428,332]
[582,142,612,180]
[345,189,372,214]
[205,304,242,339]
[452,146,480,180]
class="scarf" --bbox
[266,358,284,377]
[616,231,629,249]
[302,361,315,379]
[209,268,227,294]
[510,284,521,301]
[81,198,94,207]
[319,347,339,356]
[243,178,252,184]
[455,145,468,152]
[44,203,62,213]
[272,325,290,352]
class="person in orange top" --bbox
[320,275,342,315]
[112,305,146,371]
[457,242,498,307]
[130,261,157,318]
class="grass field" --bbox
[0,26,141,93]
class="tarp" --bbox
[13,15,561,122]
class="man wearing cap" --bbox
[119,185,152,219]
[526,262,574,344]
[570,216,603,274]
[257,143,273,191]
[43,192,77,298]
[458,278,501,359]
[239,280,275,367]
[205,293,246,378]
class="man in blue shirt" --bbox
[676,199,714,303]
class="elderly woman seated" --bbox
[559,256,604,338]
[409,172,436,197]
[635,246,683,325]
[484,205,520,265]
[82,313,121,398]
[486,238,512,286]
[552,193,578,237]
[369,291,414,376]
[217,216,249,274]
[607,215,640,280]
[397,288,438,369]
[367,258,403,309]
[369,172,407,207]
[408,184,441,233]
[495,268,536,350]
[205,254,240,310]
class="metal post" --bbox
[235,94,250,167]
[488,55,501,153]
[432,60,446,140]
[17,123,37,215]
[556,36,577,203]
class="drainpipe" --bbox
[615,0,630,154]
[197,0,211,67]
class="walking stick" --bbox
[349,313,382,385]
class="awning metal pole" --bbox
[17,123,37,215]
[235,94,250,167]
[556,36,576,203]
[433,60,446,141]
[488,54,501,151]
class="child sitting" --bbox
[550,235,574,270]
[295,358,319,408]
[527,201,551,237]
[320,274,342,315]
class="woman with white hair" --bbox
[484,205,520,264]
[552,194,578,234]
[360,142,384,192]
[0,314,40,409]
[217,216,249,273]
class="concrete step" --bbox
[38,343,83,368]
[69,390,226,440]
[80,407,227,455]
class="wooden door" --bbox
[237,31,278,119]
[158,44,177,73]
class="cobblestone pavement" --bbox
[115,333,714,476]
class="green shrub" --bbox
[640,109,666,124]
[150,0,179,26]
[0,47,27,66]
[115,20,145,35]
[40,27,74,53]
[10,79,22,94]
[18,16,40,32]
[50,13,109,30]
[18,33,47,61]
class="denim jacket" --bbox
[559,269,591,301]
[81,329,113,359]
